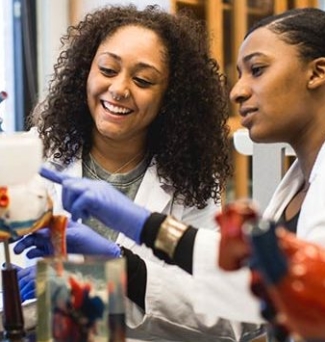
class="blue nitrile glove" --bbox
[13,264,37,302]
[14,220,121,258]
[39,167,151,244]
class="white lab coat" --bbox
[191,230,263,327]
[190,140,325,335]
[44,158,252,341]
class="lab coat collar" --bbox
[263,141,325,221]
[134,161,173,212]
[309,140,325,184]
[262,160,303,222]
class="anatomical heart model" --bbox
[216,200,325,341]
[36,257,126,342]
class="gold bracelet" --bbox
[154,215,189,259]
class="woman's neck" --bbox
[294,142,321,185]
[90,137,147,174]
[292,118,325,182]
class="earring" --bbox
[111,90,129,101]
[112,93,122,101]
[124,90,130,99]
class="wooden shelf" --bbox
[222,3,232,11]
[247,7,273,16]
[174,0,202,4]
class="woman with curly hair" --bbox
[33,5,230,210]
[16,4,260,342]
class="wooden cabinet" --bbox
[170,0,319,201]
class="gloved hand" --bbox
[14,220,121,258]
[14,264,37,302]
[39,167,151,244]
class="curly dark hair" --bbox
[30,4,231,209]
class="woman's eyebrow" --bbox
[242,52,266,64]
[99,51,163,75]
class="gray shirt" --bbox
[82,153,148,241]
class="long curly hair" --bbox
[30,4,231,209]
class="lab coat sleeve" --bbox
[126,261,240,342]
[192,229,264,324]
[125,200,242,341]
[126,230,264,341]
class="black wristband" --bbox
[173,226,197,274]
[140,212,167,247]
[121,247,147,310]
[140,212,197,272]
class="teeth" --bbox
[102,101,131,115]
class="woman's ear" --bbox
[307,57,325,89]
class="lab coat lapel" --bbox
[263,159,303,222]
[134,163,174,213]
[309,141,325,184]
[265,141,325,223]
[297,141,325,239]
[119,162,181,249]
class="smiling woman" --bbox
[16,4,243,342]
